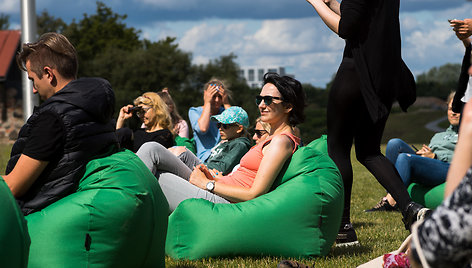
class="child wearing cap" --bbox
[172,106,252,175]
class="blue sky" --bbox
[3,0,472,87]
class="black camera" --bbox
[128,106,142,113]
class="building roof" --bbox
[0,30,21,82]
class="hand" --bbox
[116,105,134,129]
[189,165,211,189]
[119,105,134,120]
[210,168,223,180]
[203,84,220,106]
[168,146,187,157]
[452,19,472,39]
[416,145,435,159]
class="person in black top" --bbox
[4,32,118,215]
[116,92,175,152]
[304,0,426,246]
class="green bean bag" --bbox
[408,182,445,209]
[165,136,343,259]
[25,149,169,268]
[175,136,196,154]
[0,177,30,268]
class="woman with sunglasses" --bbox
[253,117,270,145]
[116,92,174,152]
[137,73,306,212]
[304,0,424,246]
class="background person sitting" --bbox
[4,32,119,215]
[189,79,231,161]
[158,88,189,138]
[366,92,460,212]
[116,92,174,152]
[408,99,472,268]
[253,117,270,145]
[167,106,252,176]
[138,72,306,212]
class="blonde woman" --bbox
[116,92,174,152]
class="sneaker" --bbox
[335,223,360,247]
[277,260,313,268]
[364,197,399,212]
[402,202,432,231]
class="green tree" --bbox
[0,14,10,30]
[416,63,461,99]
[89,37,193,110]
[63,1,142,75]
[37,10,67,35]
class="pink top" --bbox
[218,133,300,188]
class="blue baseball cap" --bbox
[211,106,249,128]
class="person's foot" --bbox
[277,260,313,268]
[402,202,432,230]
[335,223,360,247]
[364,197,399,212]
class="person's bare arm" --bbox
[305,0,340,34]
[445,101,472,198]
[197,86,219,133]
[116,105,134,129]
[189,135,293,202]
[3,154,49,197]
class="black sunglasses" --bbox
[217,122,238,129]
[254,129,268,138]
[255,95,284,106]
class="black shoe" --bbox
[277,260,313,268]
[402,202,432,231]
[364,197,399,212]
[335,223,360,247]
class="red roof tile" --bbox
[0,30,21,81]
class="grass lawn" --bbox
[0,109,444,268]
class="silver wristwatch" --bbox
[206,180,215,192]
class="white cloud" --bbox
[0,0,18,13]
[174,17,345,85]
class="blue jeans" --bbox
[386,138,449,186]
[385,138,416,164]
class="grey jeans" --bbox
[136,142,230,212]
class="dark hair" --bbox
[262,72,306,126]
[16,32,78,79]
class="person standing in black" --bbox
[4,32,118,215]
[305,0,427,246]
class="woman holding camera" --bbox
[116,92,174,152]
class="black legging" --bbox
[327,58,412,225]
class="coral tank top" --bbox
[217,133,300,188]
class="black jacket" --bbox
[452,43,472,113]
[339,0,416,122]
[6,77,118,215]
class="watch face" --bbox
[206,181,215,191]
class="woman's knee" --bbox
[138,141,167,154]
[386,138,403,150]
